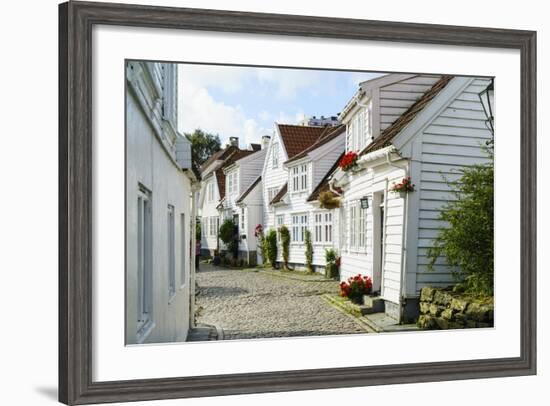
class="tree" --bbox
[278,225,290,270]
[219,218,238,258]
[304,229,314,273]
[185,129,222,167]
[427,143,494,296]
[265,229,278,269]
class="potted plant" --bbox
[338,151,359,172]
[318,190,341,209]
[390,176,415,198]
[339,274,373,304]
[324,248,339,279]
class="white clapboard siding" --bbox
[412,77,493,295]
[379,75,441,131]
[339,161,407,305]
[262,131,289,230]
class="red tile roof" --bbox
[360,75,454,156]
[285,125,345,164]
[277,124,329,159]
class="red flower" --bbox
[338,151,359,171]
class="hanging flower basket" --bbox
[319,191,341,209]
[338,151,359,172]
[390,177,415,197]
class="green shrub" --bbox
[324,248,339,279]
[304,229,313,273]
[278,225,290,270]
[219,218,238,258]
[265,229,278,268]
[427,143,494,296]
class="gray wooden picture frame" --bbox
[59,1,537,404]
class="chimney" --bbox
[229,136,239,148]
[261,135,271,150]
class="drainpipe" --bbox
[384,150,409,322]
[189,181,200,329]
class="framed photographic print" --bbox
[59,1,536,404]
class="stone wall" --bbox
[417,287,494,330]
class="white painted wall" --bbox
[200,174,221,255]
[126,70,192,344]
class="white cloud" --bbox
[258,110,271,121]
[178,64,248,94]
[177,80,271,147]
[255,68,322,100]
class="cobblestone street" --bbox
[195,263,369,340]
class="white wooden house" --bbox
[330,74,493,322]
[220,146,267,264]
[262,124,345,270]
[198,140,262,257]
[125,61,198,344]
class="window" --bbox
[137,186,152,336]
[167,205,176,299]
[314,213,323,243]
[300,164,308,191]
[348,202,367,250]
[292,213,308,242]
[207,182,214,203]
[180,213,186,287]
[272,143,279,168]
[349,205,357,248]
[209,217,218,237]
[227,171,238,195]
[325,212,333,243]
[300,214,308,241]
[276,214,284,241]
[347,102,372,152]
[314,212,332,244]
[290,164,308,192]
[358,205,366,248]
[241,207,245,231]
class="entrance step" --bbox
[362,296,385,314]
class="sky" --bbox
[176,63,385,147]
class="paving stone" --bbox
[195,264,366,340]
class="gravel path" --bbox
[195,264,368,340]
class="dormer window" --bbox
[346,101,372,152]
[291,164,308,192]
[227,171,238,195]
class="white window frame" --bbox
[227,171,238,195]
[346,102,372,153]
[325,212,333,243]
[167,204,176,301]
[272,142,279,168]
[349,205,357,248]
[137,185,153,338]
[276,214,285,241]
[300,164,308,191]
[207,182,214,203]
[291,213,308,243]
[348,202,367,252]
[291,166,300,192]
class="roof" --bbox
[360,75,454,156]
[277,124,329,159]
[236,176,262,204]
[270,183,288,205]
[307,153,344,202]
[213,149,257,199]
[199,145,237,173]
[285,125,346,165]
[250,143,261,151]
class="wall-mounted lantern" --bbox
[360,196,369,209]
[478,78,494,134]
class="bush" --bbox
[324,248,339,279]
[427,144,494,296]
[219,218,238,258]
[339,274,373,304]
[265,229,278,268]
[278,225,290,270]
[304,229,313,273]
[255,224,268,265]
